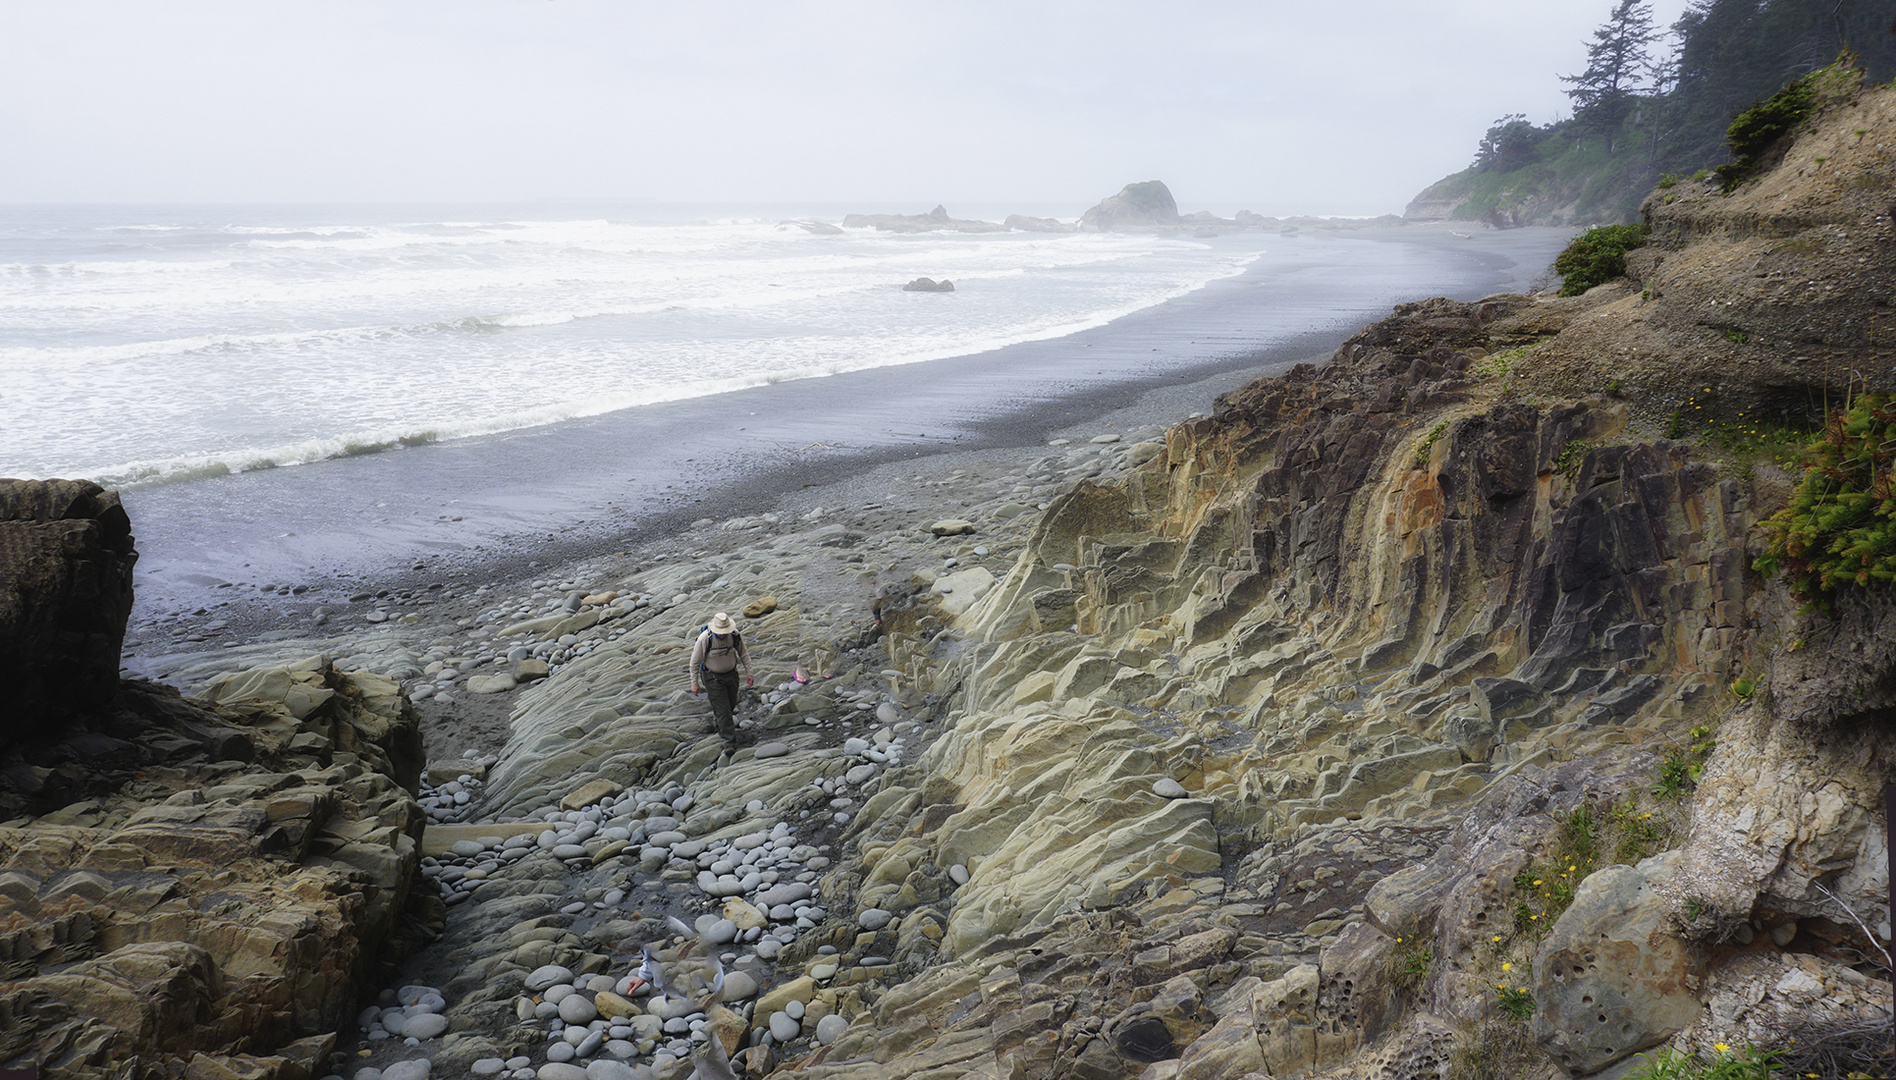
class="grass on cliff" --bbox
[1384,919,1434,1001]
[1512,800,1669,935]
[1625,1043,1780,1080]
[1755,393,1896,604]
[1452,1016,1543,1080]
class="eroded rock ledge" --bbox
[0,482,433,1078]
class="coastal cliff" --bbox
[1,69,1890,1080]
[775,71,1895,1079]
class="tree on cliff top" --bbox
[1563,0,1662,155]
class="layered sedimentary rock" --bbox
[772,77,1895,1080]
[0,478,433,1079]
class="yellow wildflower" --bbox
[1714,1043,1730,1053]
[1491,935,1502,943]
[1502,962,1513,971]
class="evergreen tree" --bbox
[1563,0,1661,154]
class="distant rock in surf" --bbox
[1079,180,1181,232]
[842,205,1006,234]
[1003,214,1077,233]
[780,219,843,235]
[902,277,955,293]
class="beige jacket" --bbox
[689,630,749,681]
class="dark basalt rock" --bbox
[0,478,137,736]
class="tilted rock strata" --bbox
[0,656,430,1079]
[770,82,1896,1080]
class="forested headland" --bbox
[1407,0,1896,226]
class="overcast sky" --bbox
[0,0,1694,216]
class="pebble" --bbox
[753,741,790,759]
[815,1013,849,1045]
[857,908,893,930]
[721,971,759,1000]
[525,965,575,992]
[949,863,970,885]
[471,1060,506,1077]
[535,1064,588,1080]
[558,995,598,1024]
[1153,778,1189,799]
[384,1063,431,1080]
[401,1013,448,1039]
[769,1011,801,1041]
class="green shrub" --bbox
[1610,800,1667,863]
[1753,394,1896,602]
[1653,725,1716,800]
[1553,223,1650,296]
[1724,73,1817,189]
[1556,439,1593,481]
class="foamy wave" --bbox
[0,259,236,278]
[76,375,780,491]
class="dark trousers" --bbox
[705,669,740,740]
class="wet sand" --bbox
[119,224,1574,682]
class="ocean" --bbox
[1,202,1265,488]
[0,202,1574,628]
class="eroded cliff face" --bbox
[0,483,435,1079]
[799,80,1895,1080]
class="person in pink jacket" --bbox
[689,612,753,744]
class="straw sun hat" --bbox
[708,612,737,634]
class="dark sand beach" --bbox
[121,224,1572,676]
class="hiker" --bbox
[689,612,753,744]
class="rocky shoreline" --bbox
[5,71,1893,1080]
[56,424,1181,1079]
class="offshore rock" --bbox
[841,205,1006,234]
[1078,180,1180,232]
